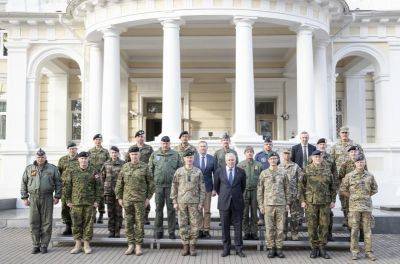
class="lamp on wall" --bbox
[280,112,290,120]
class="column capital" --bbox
[290,23,317,34]
[159,17,184,28]
[99,26,125,38]
[315,39,330,48]
[233,16,257,27]
[343,72,367,79]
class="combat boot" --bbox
[267,248,276,258]
[319,246,331,259]
[310,248,318,258]
[243,233,251,240]
[203,231,211,239]
[62,224,72,236]
[115,230,120,238]
[83,240,92,254]
[276,248,285,258]
[124,244,134,255]
[108,231,115,238]
[31,247,40,254]
[70,240,82,254]
[352,253,359,260]
[181,244,190,256]
[155,232,163,239]
[97,213,104,224]
[252,233,259,240]
[169,232,176,239]
[366,252,377,261]
[190,245,197,256]
[40,246,48,254]
[135,244,143,256]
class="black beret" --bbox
[161,136,170,142]
[264,137,272,143]
[182,149,195,157]
[317,138,326,144]
[179,131,189,139]
[128,146,140,153]
[348,145,358,152]
[110,146,119,152]
[222,133,230,140]
[93,134,102,140]
[36,148,46,156]
[311,150,322,156]
[355,154,366,162]
[268,152,279,158]
[135,130,145,137]
[77,151,90,158]
[67,142,77,149]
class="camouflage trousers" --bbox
[178,203,200,245]
[200,192,212,232]
[61,196,72,225]
[339,193,349,224]
[105,195,123,234]
[284,200,301,236]
[29,195,54,247]
[155,187,176,234]
[71,205,95,241]
[264,205,286,249]
[243,189,258,235]
[305,203,330,248]
[125,201,145,245]
[349,211,373,254]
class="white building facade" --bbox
[0,0,399,208]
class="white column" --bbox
[101,26,122,145]
[388,42,400,144]
[296,26,316,136]
[374,74,392,144]
[314,40,330,140]
[47,73,69,148]
[4,42,30,150]
[158,18,183,141]
[87,42,103,141]
[344,73,367,144]
[232,16,261,142]
[26,77,40,149]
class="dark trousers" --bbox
[220,201,243,252]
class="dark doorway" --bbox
[146,119,162,141]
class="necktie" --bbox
[228,169,233,185]
[303,145,308,168]
[201,156,206,172]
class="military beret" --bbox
[110,146,119,152]
[36,148,46,156]
[340,126,349,133]
[268,152,279,159]
[179,131,189,139]
[77,151,90,158]
[311,150,322,156]
[355,154,366,162]
[128,146,139,153]
[93,134,102,140]
[317,138,326,145]
[264,137,272,143]
[244,146,254,153]
[135,130,145,138]
[282,148,291,154]
[348,145,358,152]
[67,142,77,149]
[182,149,195,157]
[222,133,230,140]
[161,136,170,142]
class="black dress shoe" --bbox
[31,247,40,254]
[327,234,334,241]
[236,251,246,258]
[243,233,251,240]
[62,224,72,236]
[310,248,318,258]
[108,232,115,238]
[169,233,176,239]
[221,250,230,257]
[97,213,104,224]
[198,230,204,238]
[267,248,276,258]
[40,246,48,254]
[203,231,211,239]
[155,232,163,239]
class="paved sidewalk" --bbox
[0,227,399,264]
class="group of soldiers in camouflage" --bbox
[20,126,378,261]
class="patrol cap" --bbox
[244,146,254,153]
[128,146,140,153]
[110,146,119,152]
[268,152,279,159]
[77,151,90,158]
[340,126,349,133]
[264,137,272,143]
[36,148,46,157]
[135,130,145,138]
[182,149,195,157]
[222,133,230,140]
[355,154,366,162]
[179,131,189,139]
[317,138,326,145]
[161,136,170,142]
[93,134,102,140]
[67,142,77,149]
[282,148,291,154]
[311,150,322,156]
[348,145,358,152]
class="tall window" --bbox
[71,99,81,141]
[336,99,344,138]
[0,101,6,140]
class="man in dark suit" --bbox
[194,140,216,239]
[213,152,246,257]
[291,131,316,169]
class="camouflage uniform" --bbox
[174,143,197,160]
[21,161,62,248]
[340,169,378,256]
[64,165,102,241]
[116,162,155,245]
[171,166,205,245]
[279,161,303,238]
[299,162,336,249]
[88,147,110,216]
[237,159,263,236]
[58,154,78,226]
[101,158,125,235]
[149,148,183,235]
[257,167,289,249]
[214,148,238,169]
[321,152,337,240]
